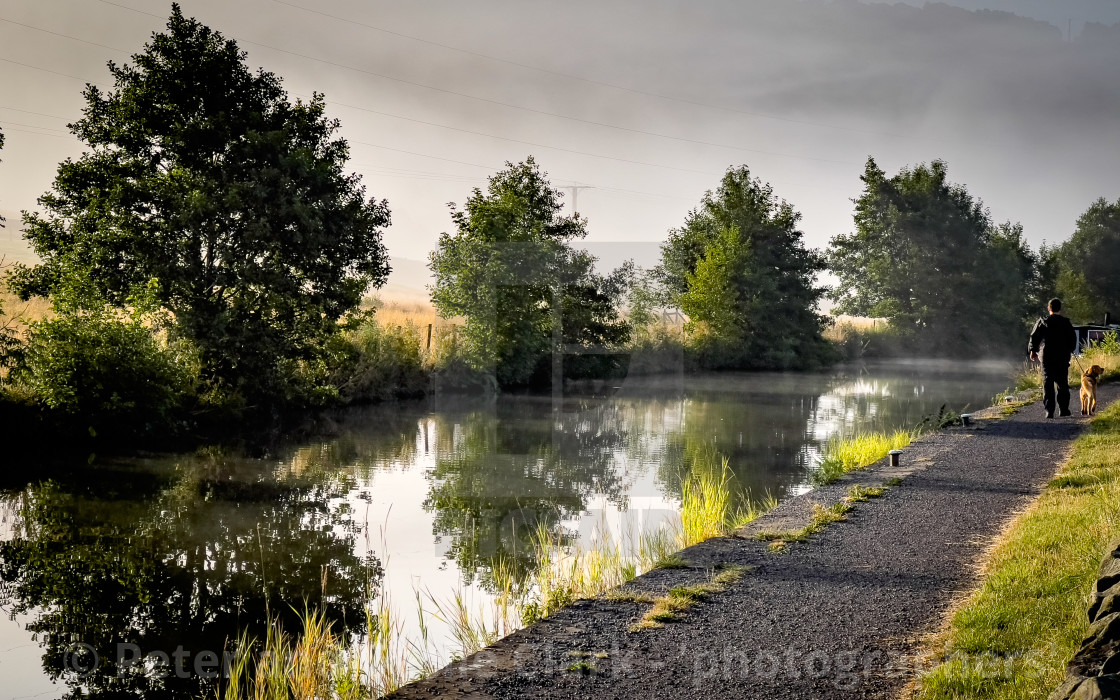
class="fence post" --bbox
[426,323,433,351]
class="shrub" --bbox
[12,310,194,434]
[824,319,911,360]
[333,319,429,402]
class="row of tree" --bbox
[1,6,1118,433]
[432,154,1120,380]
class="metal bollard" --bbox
[889,449,902,467]
[961,413,972,427]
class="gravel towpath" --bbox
[390,386,1118,700]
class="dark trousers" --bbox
[1042,363,1071,416]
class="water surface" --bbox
[0,360,1014,698]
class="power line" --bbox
[0,119,69,135]
[0,125,74,140]
[0,15,130,55]
[265,0,902,139]
[0,56,96,84]
[88,0,856,166]
[0,105,72,121]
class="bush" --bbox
[12,310,194,435]
[333,319,430,402]
[824,320,911,360]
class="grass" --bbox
[756,501,854,545]
[814,430,914,485]
[680,457,778,544]
[913,399,1120,700]
[0,289,51,337]
[629,565,748,632]
[846,484,887,502]
[653,553,689,569]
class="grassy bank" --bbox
[913,399,1120,700]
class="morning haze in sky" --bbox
[1,0,1118,281]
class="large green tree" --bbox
[1055,197,1120,323]
[828,158,1037,355]
[658,166,829,369]
[10,6,390,402]
[428,157,628,388]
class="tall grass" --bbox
[218,453,776,699]
[824,317,908,360]
[680,457,777,545]
[814,430,914,485]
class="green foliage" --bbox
[10,308,194,434]
[428,157,629,388]
[10,5,390,404]
[680,225,752,346]
[624,266,662,339]
[331,317,430,402]
[1055,196,1120,323]
[659,165,830,370]
[828,158,1042,356]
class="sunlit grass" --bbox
[630,565,748,632]
[681,457,779,545]
[814,429,913,485]
[914,400,1120,700]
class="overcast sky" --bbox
[1,0,1118,281]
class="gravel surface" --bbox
[390,386,1118,700]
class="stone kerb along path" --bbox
[389,386,1119,700]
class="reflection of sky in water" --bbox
[0,361,1014,696]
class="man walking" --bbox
[1029,298,1078,418]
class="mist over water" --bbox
[0,360,1013,697]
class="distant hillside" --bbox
[0,210,35,266]
[378,256,433,306]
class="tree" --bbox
[679,225,753,344]
[983,221,1047,336]
[428,157,628,388]
[658,166,829,369]
[1056,197,1120,323]
[828,158,1035,355]
[10,6,390,402]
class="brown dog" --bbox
[1081,364,1104,415]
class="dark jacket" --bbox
[1029,313,1076,367]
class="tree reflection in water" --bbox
[423,397,633,588]
[0,451,380,699]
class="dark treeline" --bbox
[0,5,1118,452]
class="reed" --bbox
[814,429,913,485]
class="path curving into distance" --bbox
[389,385,1119,700]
